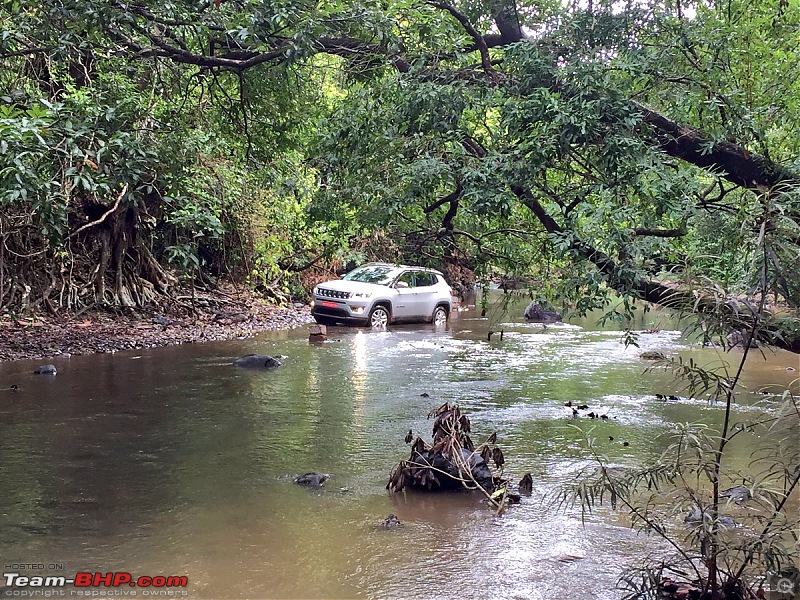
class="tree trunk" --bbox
[89,205,175,308]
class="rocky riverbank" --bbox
[0,287,314,362]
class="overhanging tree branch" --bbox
[95,6,800,196]
[426,182,463,233]
[509,184,800,353]
[634,214,690,238]
[636,104,797,192]
[427,1,495,77]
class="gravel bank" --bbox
[0,290,315,362]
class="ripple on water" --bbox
[2,309,793,600]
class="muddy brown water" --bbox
[1,302,797,599]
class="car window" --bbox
[415,272,436,287]
[396,271,415,287]
[342,265,397,285]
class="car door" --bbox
[391,270,418,320]
[412,271,439,320]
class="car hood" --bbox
[316,280,392,294]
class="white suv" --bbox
[311,263,452,328]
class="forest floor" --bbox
[0,285,314,362]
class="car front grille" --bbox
[317,288,352,300]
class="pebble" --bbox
[0,305,314,362]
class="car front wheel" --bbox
[432,306,448,327]
[369,305,390,328]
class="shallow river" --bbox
[1,302,797,599]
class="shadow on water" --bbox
[0,299,797,598]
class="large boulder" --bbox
[33,364,58,375]
[233,354,282,368]
[523,302,562,323]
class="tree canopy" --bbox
[1,0,798,349]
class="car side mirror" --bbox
[395,281,409,289]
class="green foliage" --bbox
[1,0,799,319]
[0,0,798,594]
[561,391,800,597]
[0,0,341,307]
[0,86,158,238]
[305,0,800,326]
[559,211,799,596]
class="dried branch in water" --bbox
[387,403,519,510]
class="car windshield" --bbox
[342,265,398,285]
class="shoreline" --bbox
[1,289,315,362]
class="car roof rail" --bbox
[355,261,445,275]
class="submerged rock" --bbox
[523,302,562,323]
[554,554,585,563]
[727,330,758,349]
[684,507,738,528]
[377,514,402,530]
[720,485,751,504]
[293,472,330,488]
[33,364,57,375]
[233,354,282,368]
[518,473,533,496]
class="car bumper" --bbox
[311,298,371,323]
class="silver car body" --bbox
[311,263,452,327]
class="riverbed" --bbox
[1,303,797,599]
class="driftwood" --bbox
[387,403,529,511]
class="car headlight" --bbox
[313,287,319,296]
[353,292,372,299]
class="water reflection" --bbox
[0,303,797,599]
[351,330,368,407]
